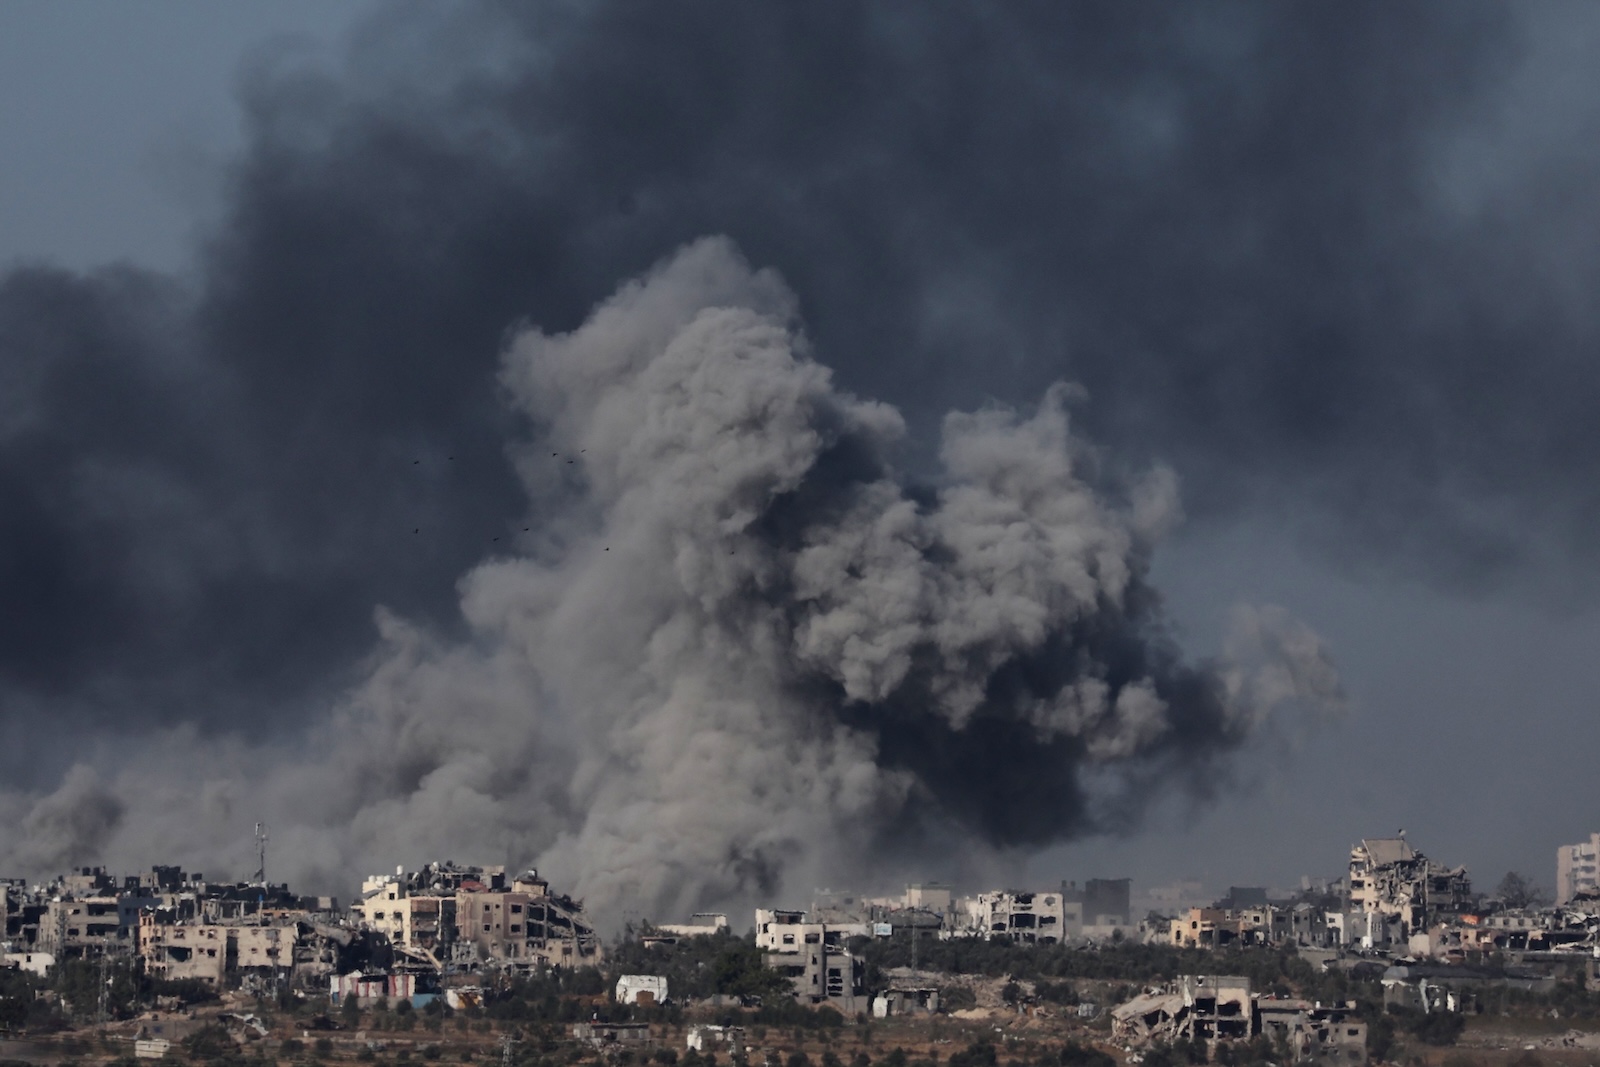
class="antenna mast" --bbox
[254,822,269,885]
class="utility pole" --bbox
[96,939,109,1031]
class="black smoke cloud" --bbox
[0,1,1588,882]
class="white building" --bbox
[1557,833,1600,905]
[3,951,55,977]
[616,974,669,1005]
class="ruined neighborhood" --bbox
[6,832,1600,1067]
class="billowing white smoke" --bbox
[0,238,1342,921]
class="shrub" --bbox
[946,1043,996,1067]
[1056,1044,1114,1067]
[1407,1012,1465,1047]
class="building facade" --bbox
[1557,833,1600,905]
[755,909,866,1011]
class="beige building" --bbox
[356,864,600,967]
[755,909,866,1011]
[137,914,228,984]
[37,897,125,956]
[1557,833,1600,905]
[356,876,456,959]
[1349,837,1470,947]
[1170,908,1238,948]
[959,889,1082,942]
[137,913,298,985]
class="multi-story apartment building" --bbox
[354,863,601,967]
[1557,833,1600,905]
[755,909,866,1011]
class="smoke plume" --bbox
[9,0,1600,910]
[1,239,1339,918]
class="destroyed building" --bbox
[1347,837,1471,948]
[953,879,1131,942]
[752,878,1131,947]
[0,862,349,992]
[872,986,940,1017]
[1113,975,1253,1045]
[960,890,1082,943]
[3,866,338,965]
[686,1025,745,1053]
[755,909,866,1012]
[1258,999,1367,1065]
[1113,976,1365,1064]
[354,862,601,968]
[846,883,953,935]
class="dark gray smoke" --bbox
[0,1,1590,903]
[0,240,1340,917]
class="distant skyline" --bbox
[3,1,1599,919]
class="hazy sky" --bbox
[3,0,1599,912]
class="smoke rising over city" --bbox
[0,240,1340,918]
[3,0,1600,908]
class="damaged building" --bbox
[755,909,867,1012]
[954,880,1131,943]
[1113,977,1365,1064]
[1113,975,1253,1045]
[3,865,340,973]
[960,890,1082,943]
[138,910,354,989]
[1168,905,1295,949]
[354,862,601,968]
[1258,1000,1367,1065]
[1348,837,1472,949]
